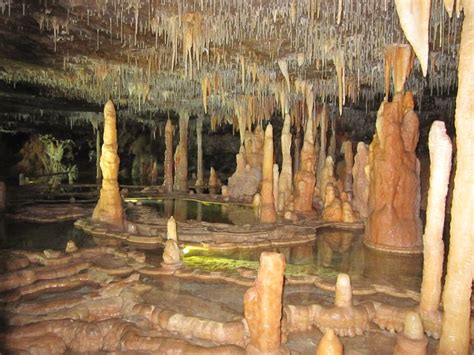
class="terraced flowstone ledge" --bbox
[7,203,94,223]
[74,216,364,250]
[1,244,471,355]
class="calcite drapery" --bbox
[259,124,277,223]
[365,91,422,253]
[174,111,189,192]
[244,252,286,354]
[294,116,316,213]
[92,100,124,230]
[438,3,473,353]
[352,142,369,218]
[419,122,452,323]
[163,119,174,193]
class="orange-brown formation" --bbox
[315,329,343,355]
[352,143,369,219]
[92,100,124,230]
[259,124,277,223]
[366,46,422,253]
[163,119,174,193]
[294,116,316,213]
[244,252,286,354]
[278,114,293,213]
[175,111,189,192]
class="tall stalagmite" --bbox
[195,116,204,187]
[175,111,189,192]
[294,116,316,213]
[419,121,451,324]
[260,124,276,223]
[278,113,293,213]
[316,105,328,188]
[438,3,473,354]
[352,142,369,219]
[365,45,422,253]
[244,252,286,354]
[163,119,174,193]
[92,100,124,230]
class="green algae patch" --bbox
[183,255,338,278]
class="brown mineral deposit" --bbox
[259,124,277,223]
[278,113,293,213]
[244,252,287,354]
[319,156,336,203]
[419,122,451,324]
[352,143,369,218]
[175,111,189,192]
[163,119,174,193]
[394,312,427,355]
[315,329,343,355]
[365,91,422,253]
[438,3,473,354]
[294,116,316,213]
[322,184,342,222]
[92,100,124,230]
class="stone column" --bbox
[419,122,451,320]
[278,113,293,213]
[175,111,189,192]
[439,4,474,353]
[163,119,174,193]
[244,252,286,354]
[195,115,204,187]
[294,116,316,213]
[260,124,277,223]
[92,100,124,230]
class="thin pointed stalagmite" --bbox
[163,119,173,193]
[175,111,189,192]
[92,100,124,230]
[419,121,452,322]
[438,3,474,354]
[244,252,286,354]
[259,124,276,223]
[195,116,204,187]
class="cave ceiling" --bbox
[0,0,462,128]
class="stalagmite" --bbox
[394,312,427,355]
[195,116,204,187]
[92,101,124,230]
[273,164,279,211]
[394,0,431,76]
[294,116,316,213]
[162,216,182,269]
[342,141,353,194]
[163,119,173,193]
[175,112,189,192]
[278,113,293,213]
[366,91,422,253]
[319,156,336,203]
[419,122,452,324]
[352,143,369,218]
[322,183,342,222]
[315,329,343,355]
[208,167,219,194]
[259,124,276,223]
[244,252,286,354]
[317,106,328,188]
[439,3,473,354]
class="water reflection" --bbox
[128,198,257,225]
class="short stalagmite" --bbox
[259,124,277,223]
[315,329,343,355]
[394,312,427,355]
[352,143,369,218]
[163,119,174,193]
[438,3,473,354]
[244,252,287,354]
[365,91,422,253]
[294,116,316,213]
[208,167,219,194]
[161,216,182,269]
[92,100,124,230]
[322,183,342,222]
[419,122,452,325]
